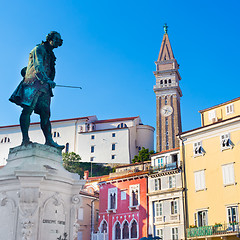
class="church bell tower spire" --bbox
[154,24,182,152]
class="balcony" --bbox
[187,223,240,239]
[149,162,179,173]
[92,232,108,240]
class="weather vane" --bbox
[163,23,168,34]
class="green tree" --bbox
[132,147,155,163]
[62,152,112,177]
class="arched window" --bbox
[130,220,138,239]
[65,143,69,153]
[100,220,108,233]
[160,80,163,84]
[53,131,60,138]
[169,79,171,83]
[164,79,167,84]
[123,221,129,239]
[117,123,127,128]
[0,137,10,143]
[115,222,121,239]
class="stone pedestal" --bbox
[0,143,85,240]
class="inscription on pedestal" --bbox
[41,193,66,240]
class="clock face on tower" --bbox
[161,105,173,117]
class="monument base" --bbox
[0,143,85,240]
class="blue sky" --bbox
[1,0,240,144]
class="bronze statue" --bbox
[9,31,64,149]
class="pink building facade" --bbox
[98,171,148,240]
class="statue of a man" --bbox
[9,31,64,149]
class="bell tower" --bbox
[154,24,182,152]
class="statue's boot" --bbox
[21,138,33,146]
[45,139,65,150]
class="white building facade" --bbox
[148,148,185,240]
[0,116,154,165]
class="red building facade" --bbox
[98,171,148,240]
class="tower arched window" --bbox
[123,221,129,239]
[169,79,171,83]
[130,220,138,238]
[164,79,167,84]
[160,80,163,85]
[115,222,121,240]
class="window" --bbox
[117,123,127,128]
[193,141,203,156]
[53,131,60,138]
[65,143,69,153]
[169,176,176,188]
[155,157,164,169]
[115,222,121,239]
[121,190,126,200]
[172,227,178,240]
[91,135,95,140]
[100,220,108,233]
[0,137,10,143]
[112,143,116,151]
[208,109,216,121]
[112,133,116,137]
[108,188,117,210]
[123,221,129,239]
[90,157,95,162]
[194,170,206,191]
[155,202,163,217]
[91,146,95,153]
[156,228,163,239]
[195,210,208,227]
[171,200,178,215]
[130,220,138,238]
[226,103,234,115]
[160,80,163,85]
[130,185,140,207]
[166,119,168,125]
[227,206,238,225]
[222,163,235,186]
[165,99,168,104]
[221,133,232,150]
[154,178,161,191]
[112,155,116,160]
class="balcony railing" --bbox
[187,223,240,238]
[92,232,108,240]
[149,162,178,173]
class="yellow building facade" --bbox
[179,97,240,239]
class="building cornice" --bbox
[179,115,240,137]
[199,96,240,113]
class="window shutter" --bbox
[194,212,198,226]
[200,171,205,190]
[222,163,235,185]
